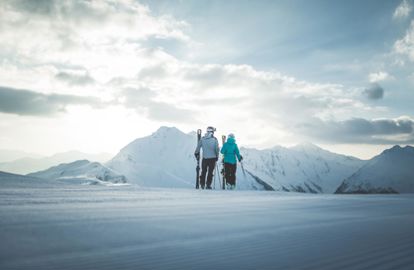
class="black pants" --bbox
[200,158,217,188]
[224,163,237,186]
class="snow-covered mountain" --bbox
[106,126,365,192]
[28,160,127,185]
[335,145,414,194]
[106,127,262,189]
[241,143,365,193]
[0,151,112,174]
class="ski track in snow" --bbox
[1,183,414,270]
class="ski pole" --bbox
[240,160,246,177]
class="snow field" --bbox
[1,182,414,270]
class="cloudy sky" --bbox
[1,0,414,159]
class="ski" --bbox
[195,129,202,189]
[221,135,226,190]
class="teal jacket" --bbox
[220,137,242,164]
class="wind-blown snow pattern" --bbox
[107,127,364,192]
[1,182,414,270]
[28,160,127,185]
[336,145,414,194]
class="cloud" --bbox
[0,0,402,148]
[363,83,384,100]
[128,60,383,145]
[394,20,414,61]
[393,0,412,19]
[0,0,190,83]
[297,117,414,144]
[368,71,392,82]
[0,86,101,116]
[119,87,195,123]
[55,71,95,86]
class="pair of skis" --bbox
[195,129,202,189]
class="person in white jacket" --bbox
[194,126,220,189]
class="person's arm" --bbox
[220,142,226,154]
[215,138,220,158]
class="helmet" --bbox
[228,133,235,139]
[206,126,216,133]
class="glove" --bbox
[239,155,243,162]
[194,153,200,159]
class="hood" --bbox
[226,137,236,144]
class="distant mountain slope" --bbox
[336,145,414,194]
[241,143,365,193]
[0,149,43,163]
[28,160,127,185]
[0,170,55,187]
[106,127,365,192]
[0,151,112,174]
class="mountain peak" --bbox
[153,126,183,136]
[291,142,322,151]
[381,145,414,156]
[391,145,402,150]
[382,145,403,156]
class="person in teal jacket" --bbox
[220,133,243,189]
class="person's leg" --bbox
[228,164,236,186]
[206,159,216,189]
[232,163,237,187]
[224,163,232,187]
[200,158,208,189]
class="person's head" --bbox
[228,133,235,139]
[206,126,216,134]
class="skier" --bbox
[194,126,220,189]
[220,133,243,190]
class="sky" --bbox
[0,0,414,159]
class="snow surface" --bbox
[336,145,414,194]
[1,179,414,270]
[107,126,364,193]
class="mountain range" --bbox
[107,127,366,192]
